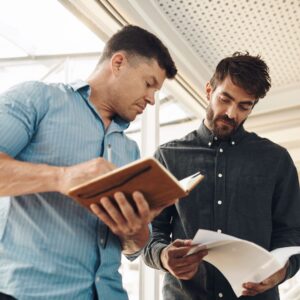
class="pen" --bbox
[107,143,112,162]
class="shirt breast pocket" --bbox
[236,175,273,219]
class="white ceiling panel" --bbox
[153,0,300,91]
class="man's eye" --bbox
[145,82,151,87]
[219,96,230,103]
[240,105,251,112]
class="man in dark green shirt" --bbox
[143,52,300,299]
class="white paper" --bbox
[189,229,300,297]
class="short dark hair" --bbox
[210,52,271,100]
[99,25,177,79]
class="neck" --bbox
[86,66,115,129]
[203,118,212,131]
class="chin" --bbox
[125,115,136,122]
[214,126,234,139]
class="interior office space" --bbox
[0,0,299,299]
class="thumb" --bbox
[172,239,193,247]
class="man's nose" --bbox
[226,104,237,120]
[145,91,155,105]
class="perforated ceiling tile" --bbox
[154,0,300,90]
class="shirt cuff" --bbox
[124,248,143,261]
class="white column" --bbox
[139,93,161,300]
[141,95,160,157]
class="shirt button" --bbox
[208,142,212,146]
[218,173,223,178]
[214,136,218,140]
[231,141,235,145]
[217,229,222,233]
[218,292,223,298]
[100,238,105,245]
[219,148,223,153]
[96,276,100,282]
[217,200,222,205]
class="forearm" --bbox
[121,225,150,255]
[143,207,174,270]
[0,152,63,196]
[143,224,171,270]
[143,238,168,270]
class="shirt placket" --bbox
[214,141,227,233]
[213,140,227,299]
[93,220,108,298]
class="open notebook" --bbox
[68,157,204,211]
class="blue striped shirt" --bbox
[0,80,140,300]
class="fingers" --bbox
[242,265,287,296]
[90,200,121,235]
[171,248,208,268]
[242,280,273,296]
[61,157,116,194]
[173,264,200,280]
[172,239,193,248]
[90,191,150,238]
[242,283,263,296]
[161,239,208,280]
[90,191,179,240]
[132,191,151,223]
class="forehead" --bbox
[131,57,166,85]
[216,76,256,102]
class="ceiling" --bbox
[63,0,300,174]
[156,0,300,90]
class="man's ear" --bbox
[205,82,212,101]
[110,52,126,76]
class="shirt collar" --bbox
[197,119,247,147]
[69,80,91,98]
[109,116,130,133]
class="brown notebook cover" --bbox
[68,157,204,210]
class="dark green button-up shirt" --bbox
[143,121,300,300]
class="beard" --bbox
[206,104,239,139]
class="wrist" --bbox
[160,246,169,271]
[121,225,150,255]
[54,166,67,194]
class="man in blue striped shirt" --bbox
[0,25,177,300]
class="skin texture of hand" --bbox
[58,157,116,195]
[0,153,116,196]
[160,239,208,280]
[242,262,289,296]
[90,191,176,254]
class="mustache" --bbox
[215,115,237,127]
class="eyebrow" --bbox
[221,92,255,106]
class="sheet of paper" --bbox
[189,230,286,297]
[271,246,300,267]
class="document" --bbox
[68,157,204,211]
[187,229,300,297]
